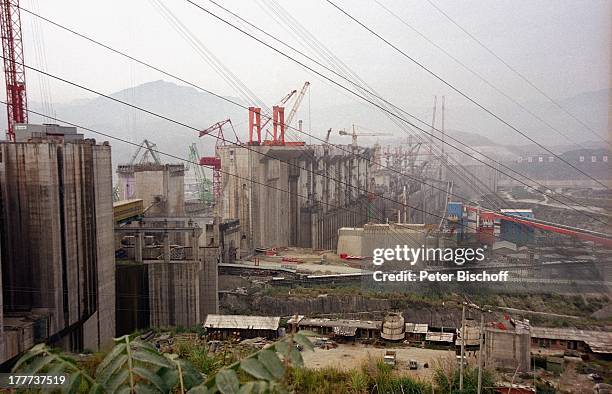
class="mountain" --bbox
[26,80,245,168]
[5,81,608,169]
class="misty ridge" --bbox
[14,79,610,167]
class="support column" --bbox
[135,232,143,263]
[163,232,170,263]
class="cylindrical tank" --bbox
[381,312,405,341]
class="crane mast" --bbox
[0,0,27,141]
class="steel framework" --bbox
[0,0,27,141]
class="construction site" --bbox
[0,0,610,393]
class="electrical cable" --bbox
[182,0,609,222]
[324,0,609,189]
[13,3,608,229]
[373,0,610,151]
[424,0,610,145]
[16,1,602,226]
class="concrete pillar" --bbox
[163,232,170,263]
[191,228,201,261]
[135,232,143,263]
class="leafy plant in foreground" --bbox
[12,331,314,393]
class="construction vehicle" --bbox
[383,350,397,367]
[339,124,392,146]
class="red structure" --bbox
[0,0,27,142]
[199,156,222,199]
[478,211,496,245]
[463,205,612,247]
[248,107,261,145]
[199,119,238,200]
[272,105,285,145]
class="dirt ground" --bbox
[301,343,455,378]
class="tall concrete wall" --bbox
[218,144,373,253]
[147,261,201,328]
[114,221,219,334]
[0,139,115,360]
[117,164,185,216]
[485,327,531,372]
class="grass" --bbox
[289,357,432,394]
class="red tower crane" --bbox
[0,0,28,141]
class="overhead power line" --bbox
[13,2,503,234]
[3,3,516,218]
[2,61,491,245]
[373,0,609,151]
[424,0,610,144]
[14,3,607,225]
[182,0,608,222]
[5,102,473,247]
[324,0,609,189]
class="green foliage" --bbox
[433,363,495,394]
[13,332,313,394]
[13,335,204,393]
[289,357,432,394]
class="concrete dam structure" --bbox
[0,129,115,363]
[218,144,375,253]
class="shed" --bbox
[291,317,380,339]
[204,314,281,339]
[426,332,455,344]
[405,323,428,342]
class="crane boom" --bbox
[0,0,28,141]
[285,81,310,127]
[339,124,392,146]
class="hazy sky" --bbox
[19,0,612,139]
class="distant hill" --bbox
[25,80,245,168]
[3,80,608,169]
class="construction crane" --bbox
[199,119,240,201]
[1,0,28,141]
[325,128,332,143]
[130,139,162,165]
[285,81,310,128]
[188,143,213,203]
[339,124,392,146]
[260,89,297,132]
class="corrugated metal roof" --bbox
[531,327,612,354]
[426,332,454,342]
[204,315,280,331]
[298,318,380,330]
[333,326,358,336]
[405,323,428,334]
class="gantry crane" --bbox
[1,0,28,141]
[188,143,213,203]
[130,139,162,165]
[260,88,296,133]
[259,82,310,142]
[339,124,392,146]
